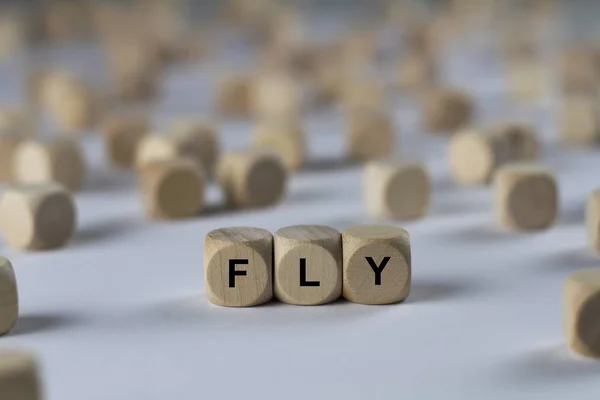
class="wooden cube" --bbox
[0,257,18,336]
[0,349,41,400]
[341,78,386,111]
[204,227,273,307]
[342,225,411,305]
[103,114,150,169]
[274,225,342,305]
[13,138,86,191]
[508,59,546,102]
[0,130,24,181]
[494,163,557,230]
[563,268,600,358]
[396,52,437,93]
[364,160,431,220]
[560,98,600,146]
[217,150,287,209]
[139,158,205,220]
[422,88,474,134]
[0,109,32,136]
[252,72,302,121]
[587,189,600,252]
[449,123,539,185]
[254,119,306,171]
[347,108,396,161]
[0,182,76,250]
[559,48,599,97]
[216,75,253,117]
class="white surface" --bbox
[2,18,600,400]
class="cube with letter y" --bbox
[204,227,273,307]
[342,225,411,305]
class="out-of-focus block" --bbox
[0,349,41,400]
[139,158,204,220]
[103,114,150,169]
[508,59,546,102]
[396,52,436,94]
[254,119,306,171]
[13,138,86,191]
[364,160,431,220]
[560,97,600,146]
[586,189,600,252]
[274,225,342,305]
[205,227,273,307]
[341,78,386,111]
[563,269,600,358]
[0,182,76,250]
[0,130,24,181]
[0,257,18,336]
[217,150,287,209]
[422,88,474,134]
[494,163,557,231]
[347,108,396,161]
[252,72,302,121]
[342,225,411,305]
[216,75,253,117]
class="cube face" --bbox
[204,227,273,307]
[33,190,77,249]
[104,117,149,168]
[574,292,600,357]
[274,226,342,306]
[423,89,473,133]
[348,111,395,162]
[0,350,41,400]
[342,225,411,305]
[0,257,18,335]
[561,100,599,146]
[564,269,600,358]
[449,131,493,185]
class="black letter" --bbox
[299,258,320,286]
[229,259,248,288]
[366,256,391,285]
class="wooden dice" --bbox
[0,349,41,400]
[139,158,205,220]
[216,75,253,117]
[136,121,219,176]
[342,225,411,305]
[508,59,546,102]
[0,130,24,181]
[422,88,474,134]
[204,227,273,307]
[587,189,600,252]
[217,150,287,209]
[563,269,600,358]
[560,98,600,146]
[274,225,342,305]
[0,182,76,250]
[254,119,306,171]
[0,257,18,335]
[364,160,431,220]
[347,108,396,161]
[494,163,557,230]
[449,123,539,185]
[103,114,150,168]
[252,72,301,121]
[13,138,86,191]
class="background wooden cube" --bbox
[364,160,431,220]
[168,120,220,176]
[449,123,539,185]
[342,225,411,305]
[204,227,273,307]
[274,225,342,305]
[252,71,302,121]
[587,189,600,252]
[13,138,87,191]
[216,75,253,117]
[139,158,205,220]
[347,108,396,161]
[217,150,287,209]
[0,349,41,400]
[0,130,24,181]
[494,163,557,230]
[103,114,150,169]
[0,182,76,250]
[0,257,18,336]
[563,269,600,358]
[254,119,306,171]
[560,97,600,146]
[422,88,474,134]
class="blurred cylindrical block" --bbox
[0,257,18,335]
[422,88,474,134]
[103,114,150,169]
[347,108,396,161]
[0,349,41,400]
[254,119,306,171]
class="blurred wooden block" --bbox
[559,48,599,97]
[0,182,76,250]
[0,257,18,336]
[139,158,205,220]
[508,59,546,102]
[560,97,600,146]
[347,108,396,161]
[252,71,302,121]
[396,52,437,94]
[103,114,150,169]
[422,88,474,134]
[0,349,41,400]
[0,109,33,136]
[274,225,342,305]
[205,227,273,307]
[564,269,600,358]
[341,78,386,111]
[587,189,600,252]
[254,119,306,171]
[13,138,86,191]
[136,121,219,176]
[216,75,253,117]
[449,123,539,185]
[364,160,431,220]
[494,163,557,230]
[342,225,411,305]
[0,130,24,181]
[217,150,287,209]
